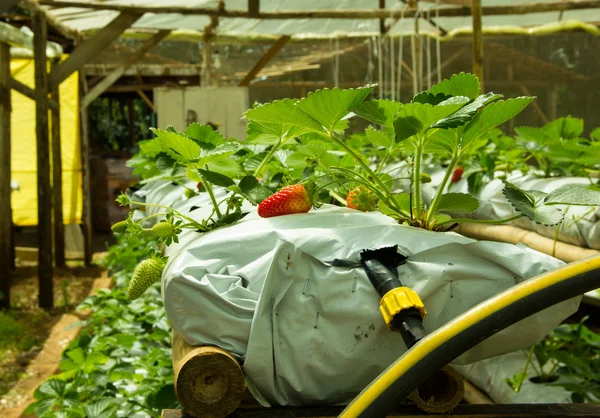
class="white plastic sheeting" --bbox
[423,171,600,250]
[131,180,580,406]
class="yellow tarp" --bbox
[10,58,82,226]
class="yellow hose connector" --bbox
[380,287,427,331]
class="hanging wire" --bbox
[390,36,395,101]
[334,37,340,88]
[366,37,374,85]
[411,9,420,95]
[377,35,383,98]
[397,9,405,102]
[427,9,432,89]
[436,0,442,83]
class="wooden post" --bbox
[248,0,259,17]
[238,36,291,86]
[32,10,54,309]
[80,69,93,266]
[51,59,65,267]
[0,42,12,309]
[471,0,484,91]
[172,331,245,418]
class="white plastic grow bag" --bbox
[454,351,572,404]
[134,178,580,406]
[423,171,600,250]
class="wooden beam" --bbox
[248,0,259,17]
[80,30,170,108]
[36,0,600,19]
[136,89,155,112]
[9,77,59,111]
[21,0,80,40]
[520,84,549,124]
[0,42,12,310]
[50,59,65,267]
[472,0,484,91]
[49,12,142,91]
[79,69,93,267]
[32,10,54,310]
[0,21,34,48]
[238,35,290,86]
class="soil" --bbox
[0,261,102,407]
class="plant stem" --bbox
[515,346,535,393]
[413,139,424,219]
[437,214,524,227]
[329,190,347,205]
[128,200,207,231]
[253,140,282,177]
[138,212,169,224]
[426,154,459,224]
[198,174,223,218]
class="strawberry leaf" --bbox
[352,99,403,127]
[393,100,467,142]
[502,182,563,226]
[297,85,374,134]
[462,97,534,152]
[430,92,502,130]
[365,126,392,148]
[244,99,323,133]
[184,123,225,148]
[151,128,200,162]
[427,72,481,100]
[544,186,600,206]
[239,175,273,205]
[437,193,479,213]
[198,169,235,187]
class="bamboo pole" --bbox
[32,9,54,309]
[36,0,600,19]
[471,0,484,91]
[79,68,93,267]
[0,42,12,309]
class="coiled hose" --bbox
[340,255,600,418]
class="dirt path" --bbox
[0,272,112,418]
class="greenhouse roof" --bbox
[34,0,600,41]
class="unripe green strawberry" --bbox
[127,258,166,300]
[185,188,196,198]
[257,184,312,218]
[346,187,377,212]
[420,172,432,184]
[111,220,128,234]
[151,222,174,238]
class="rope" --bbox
[397,9,405,102]
[436,0,442,83]
[427,9,432,89]
[378,35,383,98]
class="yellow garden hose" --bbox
[340,255,600,418]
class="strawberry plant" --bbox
[111,73,600,302]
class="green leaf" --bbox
[542,116,584,140]
[462,97,534,151]
[184,123,225,147]
[185,166,202,182]
[244,99,323,133]
[428,73,481,100]
[198,169,235,187]
[297,85,374,133]
[590,127,600,141]
[246,119,304,144]
[242,152,268,172]
[430,93,502,130]
[84,398,118,418]
[393,101,466,142]
[544,186,600,206]
[151,128,200,162]
[515,126,553,146]
[138,139,163,157]
[378,193,411,218]
[38,379,67,398]
[365,126,392,148]
[351,99,403,126]
[502,182,563,226]
[437,193,479,213]
[146,384,179,410]
[238,176,273,205]
[412,91,452,105]
[66,348,85,366]
[205,155,241,177]
[425,129,458,157]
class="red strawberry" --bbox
[346,187,377,212]
[197,182,203,191]
[451,166,464,183]
[258,185,312,218]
